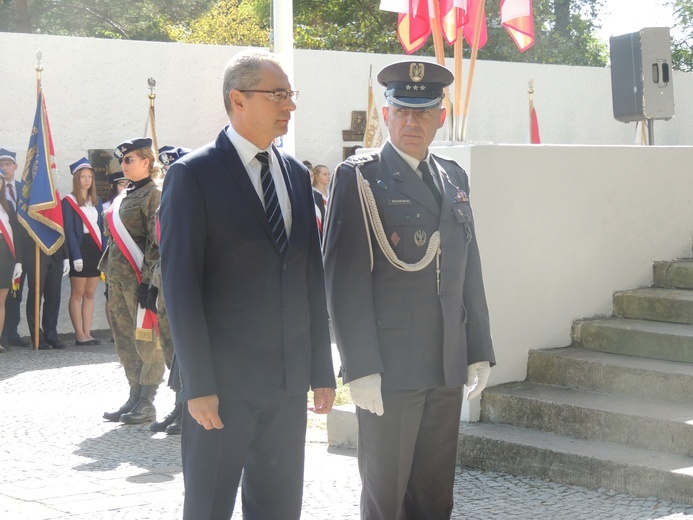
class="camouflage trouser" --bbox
[157,288,173,369]
[108,273,164,387]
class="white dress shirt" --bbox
[225,125,292,237]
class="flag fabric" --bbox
[501,0,535,51]
[18,90,65,255]
[463,0,488,49]
[440,0,467,45]
[380,0,432,54]
[530,104,541,144]
[364,77,384,149]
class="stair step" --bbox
[482,381,693,456]
[575,318,693,363]
[528,347,693,404]
[654,260,693,289]
[458,422,693,505]
[613,288,693,324]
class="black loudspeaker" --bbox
[609,27,675,122]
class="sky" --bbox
[595,0,678,43]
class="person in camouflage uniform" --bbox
[147,145,190,435]
[99,137,164,425]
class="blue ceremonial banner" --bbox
[18,89,65,255]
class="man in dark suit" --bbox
[323,61,497,519]
[159,51,336,520]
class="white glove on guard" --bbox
[349,373,384,416]
[466,361,491,400]
[11,263,22,280]
[73,259,83,272]
[62,259,70,277]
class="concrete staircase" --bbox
[458,259,693,504]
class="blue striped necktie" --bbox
[256,152,288,253]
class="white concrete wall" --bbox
[1,33,692,378]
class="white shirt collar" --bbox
[225,124,272,168]
[387,140,431,173]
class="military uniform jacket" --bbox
[99,180,160,284]
[323,142,495,390]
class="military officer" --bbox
[323,61,497,519]
[100,137,164,425]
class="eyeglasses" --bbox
[237,89,299,102]
[121,157,142,164]
[0,161,15,167]
[116,180,130,187]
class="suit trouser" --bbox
[357,386,463,520]
[181,391,307,520]
[26,254,62,343]
[2,271,24,340]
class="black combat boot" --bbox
[120,384,158,424]
[150,402,182,432]
[165,409,182,435]
[103,384,141,422]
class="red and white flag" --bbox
[440,0,467,45]
[380,0,432,54]
[530,103,541,144]
[462,0,488,49]
[501,0,535,52]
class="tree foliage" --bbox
[0,0,215,40]
[669,0,693,71]
[0,0,609,67]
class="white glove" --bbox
[62,258,70,277]
[348,373,384,416]
[73,259,83,272]
[466,361,491,401]
[12,263,22,280]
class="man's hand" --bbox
[137,282,149,309]
[310,387,336,414]
[466,361,491,400]
[187,394,224,430]
[146,285,158,311]
[349,373,384,416]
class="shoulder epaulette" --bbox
[345,152,380,167]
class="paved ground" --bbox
[2,335,693,520]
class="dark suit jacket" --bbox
[159,128,335,402]
[323,142,495,390]
[61,196,106,261]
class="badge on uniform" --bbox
[455,188,468,203]
[391,232,400,247]
[376,179,388,190]
[414,230,427,247]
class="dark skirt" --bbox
[70,233,102,278]
[0,238,14,289]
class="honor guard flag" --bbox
[530,104,541,144]
[364,75,384,149]
[18,89,65,254]
[501,0,535,51]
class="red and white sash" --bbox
[106,192,158,341]
[0,210,20,290]
[64,194,103,252]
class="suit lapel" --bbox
[216,130,277,245]
[432,156,457,218]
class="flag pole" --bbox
[33,51,43,350]
[453,28,464,142]
[460,0,487,142]
[528,79,534,143]
[147,78,159,153]
[430,2,453,140]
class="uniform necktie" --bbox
[256,152,288,253]
[7,183,15,204]
[419,160,442,208]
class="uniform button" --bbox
[282,264,287,271]
[376,319,382,325]
[283,304,290,311]
[405,216,411,222]
[440,293,446,300]
[441,220,447,226]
